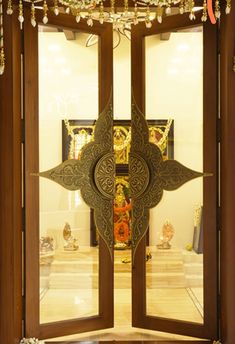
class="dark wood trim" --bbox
[0,10,22,344]
[220,4,235,344]
[202,19,218,338]
[131,14,218,340]
[24,9,113,339]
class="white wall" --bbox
[39,29,203,249]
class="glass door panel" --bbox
[145,26,204,324]
[131,15,218,340]
[24,11,113,339]
[39,25,99,324]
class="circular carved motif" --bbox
[129,153,150,198]
[94,153,115,199]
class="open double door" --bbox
[24,7,218,342]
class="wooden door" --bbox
[131,12,218,340]
[24,8,114,340]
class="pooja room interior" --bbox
[39,24,203,337]
[0,3,235,344]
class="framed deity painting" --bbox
[62,118,174,248]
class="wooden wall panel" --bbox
[0,11,22,344]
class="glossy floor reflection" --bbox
[41,247,203,341]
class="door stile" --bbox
[202,19,219,338]
[24,9,114,339]
[131,13,218,339]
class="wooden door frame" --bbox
[0,10,22,344]
[131,13,218,339]
[1,5,235,344]
[23,9,113,339]
[220,3,235,343]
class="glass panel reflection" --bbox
[145,26,204,323]
[38,26,99,324]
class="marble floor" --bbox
[40,247,204,341]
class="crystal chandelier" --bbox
[0,0,232,75]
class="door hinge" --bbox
[21,28,24,55]
[22,294,25,321]
[217,118,221,143]
[22,206,25,232]
[217,206,221,232]
[21,118,25,143]
[216,19,220,56]
[218,293,221,317]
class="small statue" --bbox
[157,220,174,249]
[63,222,79,251]
[40,236,54,254]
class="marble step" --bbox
[50,260,184,274]
[115,249,184,262]
[48,272,186,289]
[54,248,184,262]
[182,251,203,263]
[185,274,203,287]
[184,263,203,275]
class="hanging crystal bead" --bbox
[189,0,195,20]
[87,10,93,26]
[165,6,171,14]
[31,2,37,27]
[7,0,13,15]
[99,1,104,24]
[76,9,81,23]
[18,0,24,23]
[43,0,48,24]
[54,0,59,15]
[215,0,221,18]
[156,6,163,23]
[225,0,231,14]
[110,0,115,15]
[179,0,184,14]
[145,6,152,28]
[87,17,93,26]
[145,20,152,28]
[201,0,207,21]
[133,2,138,25]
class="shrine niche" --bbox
[62,118,174,247]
